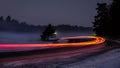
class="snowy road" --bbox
[0,41,119,68]
[0,36,109,68]
[0,43,105,67]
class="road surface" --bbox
[0,36,106,67]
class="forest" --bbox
[0,16,92,32]
[93,0,120,36]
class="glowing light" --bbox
[0,36,105,49]
[54,31,58,36]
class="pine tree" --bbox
[109,0,120,35]
[0,16,4,22]
[93,3,110,36]
[6,16,11,22]
[41,24,56,41]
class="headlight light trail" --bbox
[0,36,105,49]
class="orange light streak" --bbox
[0,36,105,48]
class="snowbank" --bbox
[62,49,120,68]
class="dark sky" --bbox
[0,0,111,27]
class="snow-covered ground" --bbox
[0,31,93,43]
[0,47,120,68]
[62,48,120,68]
[1,31,120,68]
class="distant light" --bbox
[54,31,58,36]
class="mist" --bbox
[0,31,93,43]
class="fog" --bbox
[0,31,94,43]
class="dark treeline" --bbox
[0,16,44,32]
[93,0,120,36]
[0,16,92,32]
[55,24,92,32]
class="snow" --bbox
[1,31,120,68]
[0,31,93,43]
[62,49,120,68]
[1,47,120,68]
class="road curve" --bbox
[0,36,105,49]
[0,36,106,65]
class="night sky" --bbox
[0,0,111,27]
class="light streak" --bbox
[0,36,105,49]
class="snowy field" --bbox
[0,31,93,43]
[1,31,120,68]
[62,49,120,68]
[0,31,93,51]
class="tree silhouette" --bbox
[93,3,110,36]
[11,19,19,25]
[0,16,4,22]
[109,0,120,35]
[41,24,56,41]
[93,0,120,36]
[6,16,11,22]
[0,16,91,32]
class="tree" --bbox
[6,16,11,22]
[109,0,120,35]
[0,16,4,22]
[93,0,120,36]
[93,3,110,36]
[11,19,19,25]
[41,24,56,41]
